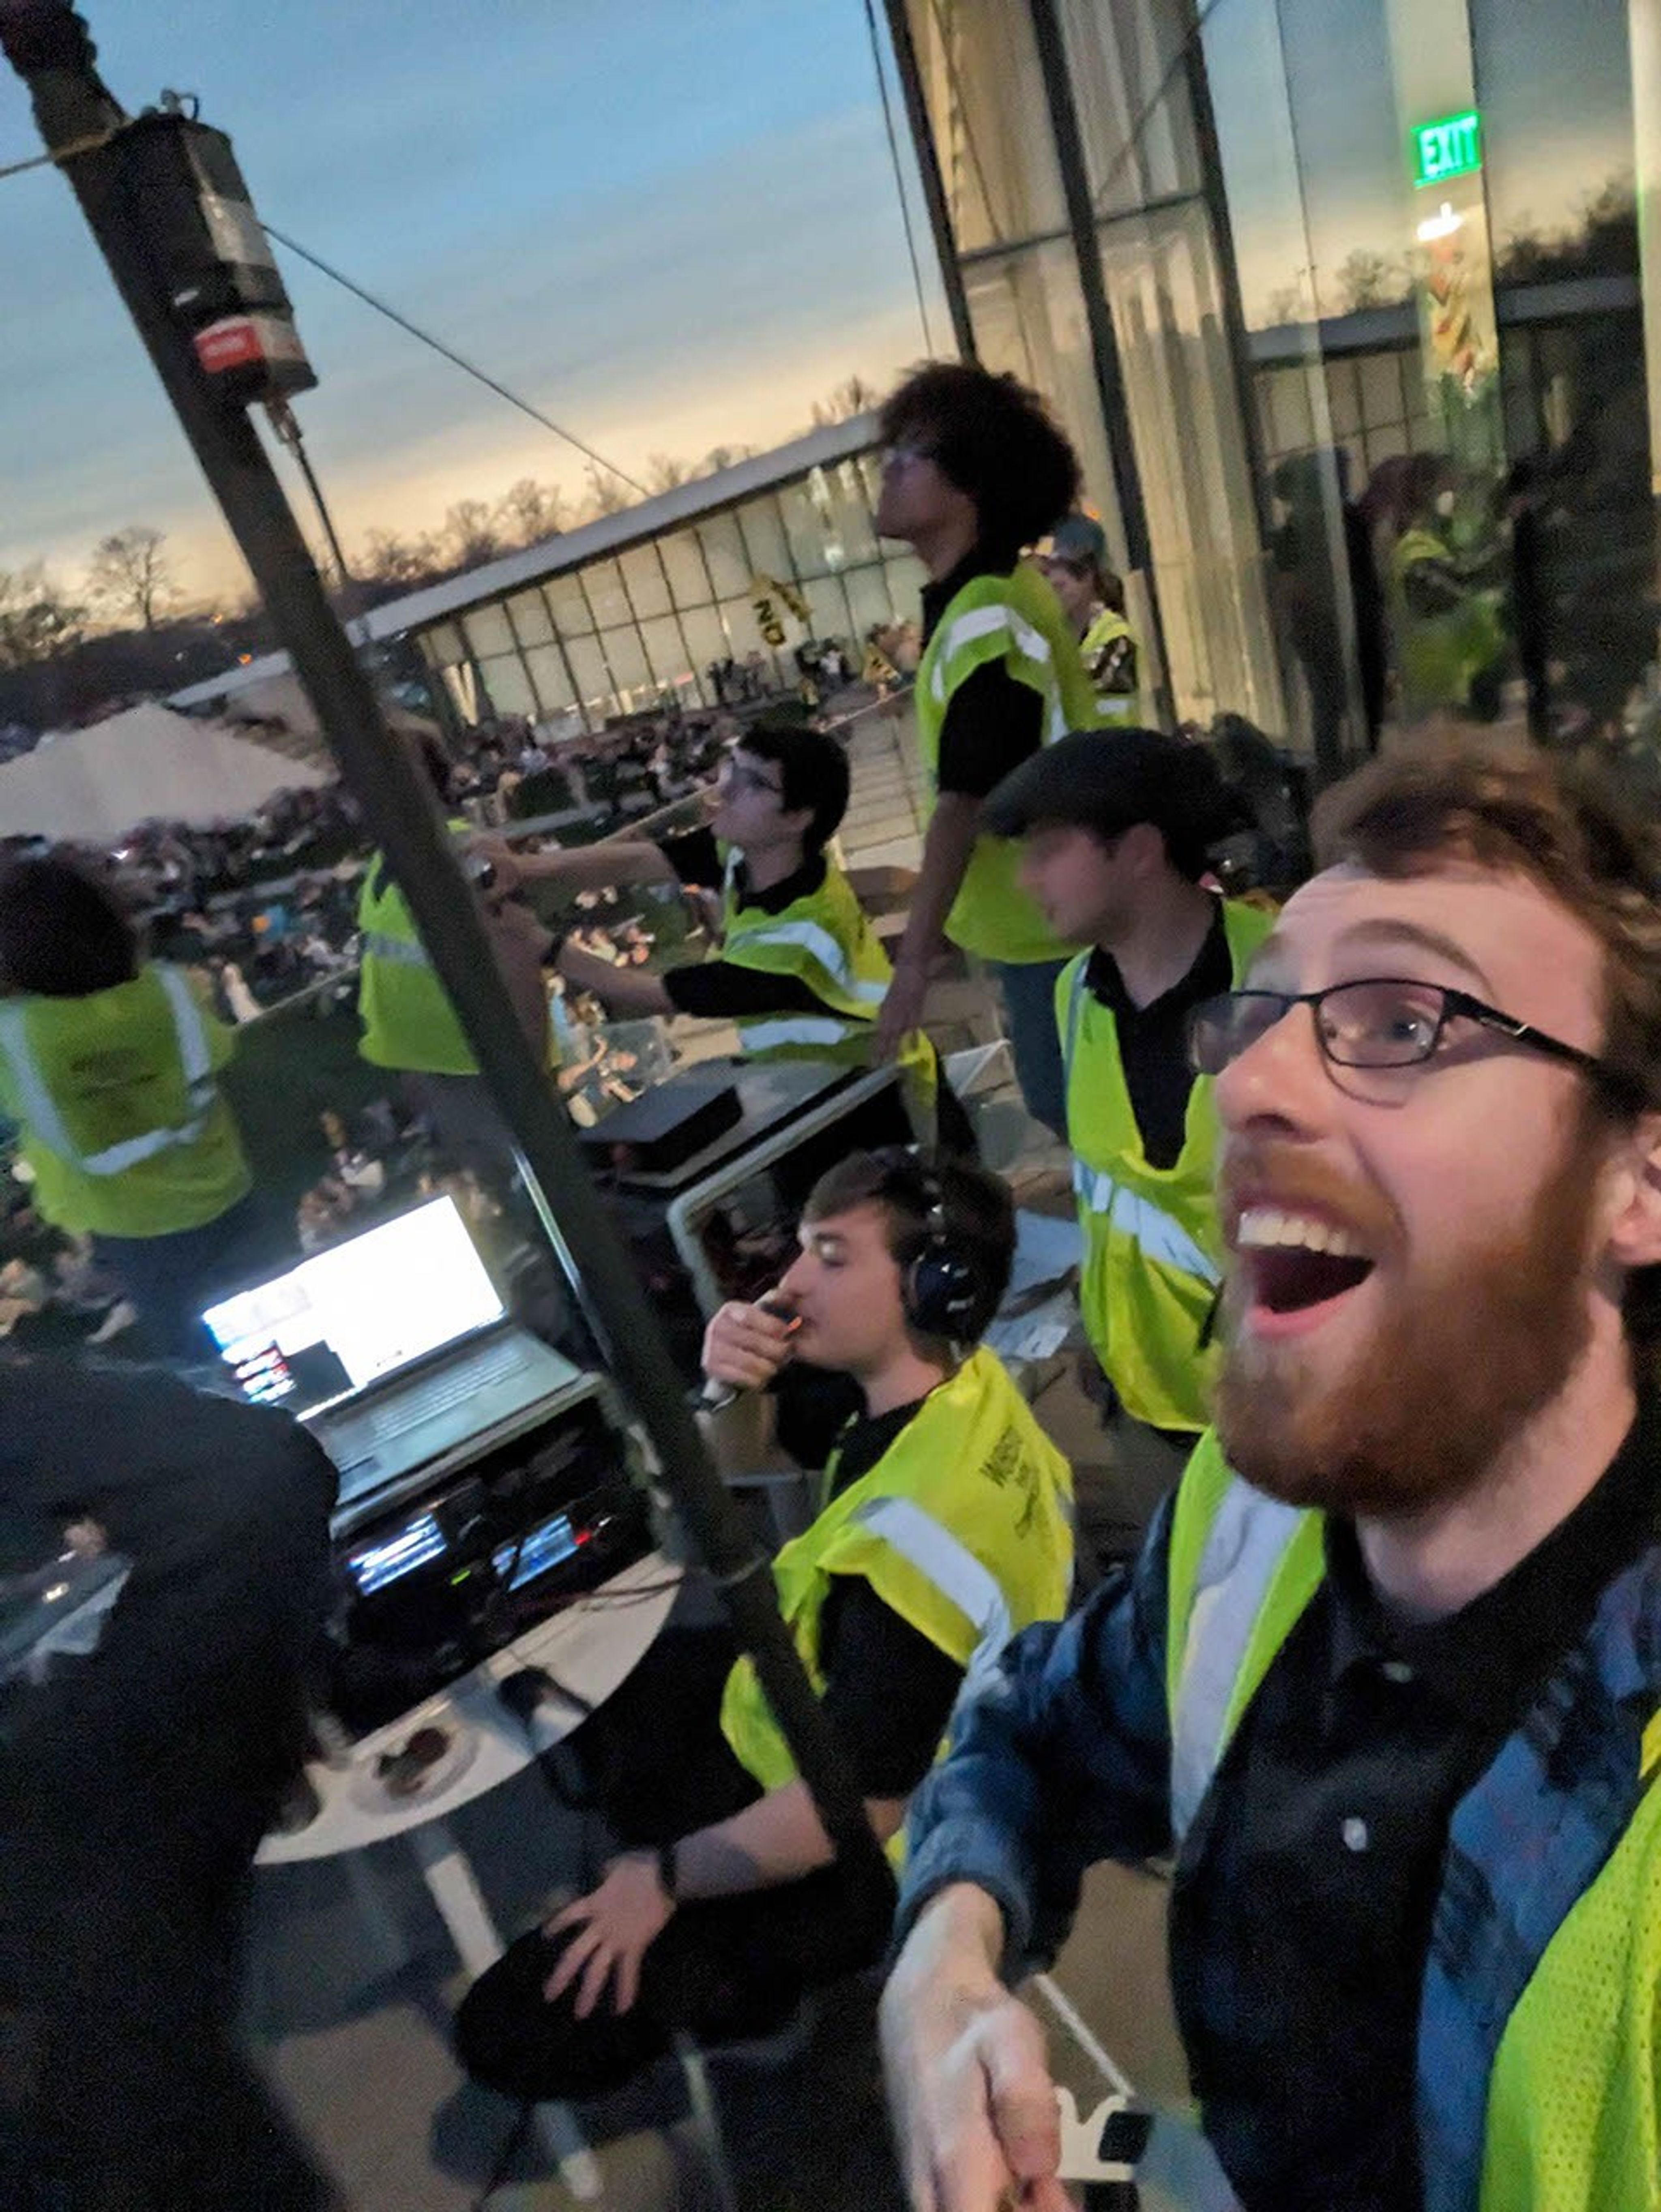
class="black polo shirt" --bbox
[1170,1398,1661,2211]
[1079,902,1233,1170]
[919,544,1046,800]
[655,828,830,1021]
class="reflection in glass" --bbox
[476,651,535,720]
[734,495,793,585]
[637,613,693,696]
[505,589,555,648]
[656,529,714,605]
[543,568,591,633]
[619,544,673,621]
[697,516,751,599]
[561,632,613,716]
[522,643,577,719]
[580,560,632,630]
[461,606,514,661]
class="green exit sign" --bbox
[1413,109,1483,188]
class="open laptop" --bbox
[202,1195,581,1503]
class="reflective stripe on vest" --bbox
[854,1493,1015,1691]
[1169,1478,1309,1842]
[732,917,887,1004]
[359,928,433,969]
[928,602,1056,703]
[739,1014,861,1052]
[1070,1160,1222,1288]
[0,967,215,1177]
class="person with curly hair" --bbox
[869,364,1099,1138]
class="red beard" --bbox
[1215,1119,1607,1518]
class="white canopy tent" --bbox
[0,703,329,844]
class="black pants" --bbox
[1,1863,334,2212]
[454,1624,895,2104]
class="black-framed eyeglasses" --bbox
[719,759,783,798]
[1187,977,1644,1102]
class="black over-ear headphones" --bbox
[880,1151,985,1340]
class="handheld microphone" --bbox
[699,1288,800,1409]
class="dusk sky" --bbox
[0,1,944,602]
[0,0,1640,608]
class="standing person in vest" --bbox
[1037,514,1147,729]
[868,364,1099,1140]
[356,732,554,1185]
[0,856,264,1358]
[495,720,957,1145]
[1386,454,1506,727]
[880,743,1661,2212]
[983,730,1272,1563]
[454,1149,1072,2106]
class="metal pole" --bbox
[1026,0,1174,709]
[2,4,882,1881]
[268,398,356,593]
[880,0,979,362]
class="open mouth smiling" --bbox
[1234,1206,1378,1327]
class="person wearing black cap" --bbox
[984,729,1275,1558]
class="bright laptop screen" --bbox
[203,1196,506,1415]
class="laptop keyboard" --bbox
[359,1338,530,1447]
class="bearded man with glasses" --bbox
[879,742,1661,2212]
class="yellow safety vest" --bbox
[719,849,936,1134]
[1165,1433,1661,2212]
[719,1346,1073,1854]
[1079,605,1146,728]
[1391,527,1505,716]
[357,821,483,1076]
[0,965,250,1239]
[914,564,1100,965]
[1060,901,1274,1433]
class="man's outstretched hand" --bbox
[880,1885,1069,2212]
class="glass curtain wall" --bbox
[897,0,1289,735]
[898,2,1147,679]
[1051,0,1289,738]
[901,0,1661,773]
[413,467,925,734]
[1218,0,1656,763]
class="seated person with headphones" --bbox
[455,1148,1073,2105]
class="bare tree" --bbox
[811,374,879,427]
[1261,283,1307,328]
[359,528,443,589]
[1329,249,1403,315]
[0,564,86,668]
[495,477,569,547]
[581,462,633,519]
[442,499,502,570]
[86,525,176,632]
[645,453,695,494]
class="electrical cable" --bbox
[863,0,935,356]
[0,119,123,182]
[260,222,650,496]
